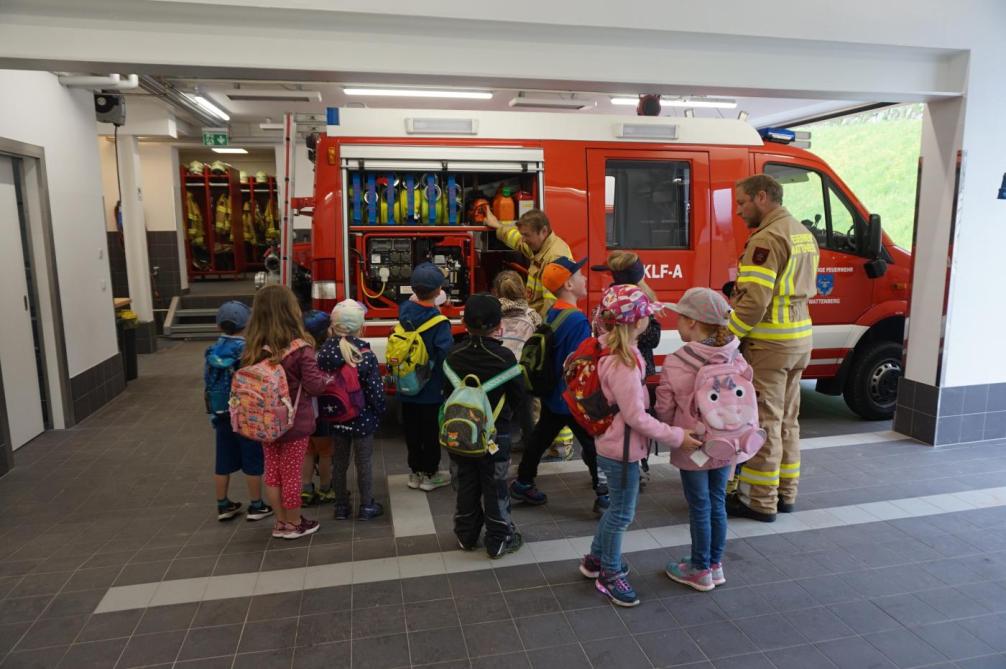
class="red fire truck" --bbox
[299,108,910,420]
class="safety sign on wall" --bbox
[202,127,229,146]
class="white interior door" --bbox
[0,156,44,449]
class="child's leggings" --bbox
[263,437,310,509]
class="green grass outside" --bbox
[795,104,923,250]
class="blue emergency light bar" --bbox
[759,127,796,143]
[759,127,813,145]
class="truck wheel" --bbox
[843,340,903,420]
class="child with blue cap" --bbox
[204,300,273,521]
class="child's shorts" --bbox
[212,414,264,476]
[308,435,334,458]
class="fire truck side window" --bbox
[765,163,828,248]
[605,160,690,249]
[827,185,861,254]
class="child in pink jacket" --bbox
[656,287,745,592]
[579,285,701,607]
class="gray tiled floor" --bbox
[1,341,1006,668]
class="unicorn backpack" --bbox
[672,347,765,464]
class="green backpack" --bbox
[439,362,522,458]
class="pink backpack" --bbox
[229,339,308,442]
[672,347,765,464]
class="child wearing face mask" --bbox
[397,262,454,492]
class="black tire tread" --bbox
[843,340,903,420]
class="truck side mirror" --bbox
[864,213,888,278]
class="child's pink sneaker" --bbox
[272,521,295,538]
[665,559,715,592]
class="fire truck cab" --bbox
[304,107,911,420]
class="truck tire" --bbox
[843,340,903,420]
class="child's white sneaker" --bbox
[419,471,451,491]
[407,472,422,489]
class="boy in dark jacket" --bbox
[510,258,609,513]
[446,294,530,558]
[204,301,272,522]
[398,262,454,492]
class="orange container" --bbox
[492,186,516,222]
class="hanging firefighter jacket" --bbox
[186,191,205,247]
[264,196,279,242]
[242,201,259,244]
[215,194,232,242]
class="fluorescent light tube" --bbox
[211,148,248,154]
[611,96,737,109]
[344,87,492,100]
[184,94,230,121]
[509,96,593,110]
[226,90,322,102]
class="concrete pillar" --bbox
[115,134,154,322]
[895,46,1006,445]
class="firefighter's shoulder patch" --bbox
[752,247,770,265]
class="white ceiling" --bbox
[163,78,864,129]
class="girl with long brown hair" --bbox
[243,285,328,539]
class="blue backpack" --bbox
[204,337,245,414]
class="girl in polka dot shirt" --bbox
[317,300,387,521]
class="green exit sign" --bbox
[202,128,229,146]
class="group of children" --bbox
[206,285,386,540]
[204,251,754,607]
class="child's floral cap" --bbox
[598,284,660,327]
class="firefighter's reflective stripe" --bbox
[738,466,780,486]
[772,256,797,324]
[501,226,523,248]
[780,461,800,479]
[749,319,813,341]
[737,264,777,290]
[728,311,755,338]
[525,275,557,304]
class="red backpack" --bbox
[562,337,619,436]
[317,345,369,424]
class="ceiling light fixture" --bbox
[508,95,593,110]
[211,148,248,154]
[343,87,493,100]
[611,96,737,109]
[226,89,322,102]
[184,93,230,121]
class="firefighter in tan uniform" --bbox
[726,174,819,522]
[484,207,576,459]
[484,208,573,317]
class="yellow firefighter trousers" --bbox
[738,342,811,514]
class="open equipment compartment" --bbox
[339,145,545,320]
